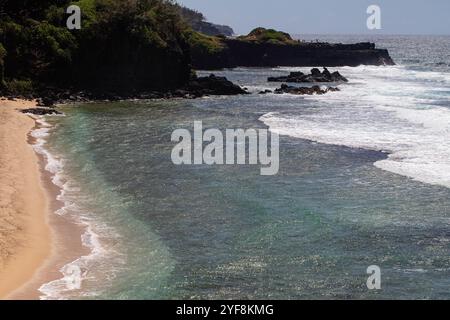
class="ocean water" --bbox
[36,35,450,299]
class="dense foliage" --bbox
[0,0,192,94]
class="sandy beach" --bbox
[0,99,52,298]
[0,99,90,300]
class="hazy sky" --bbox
[177,0,450,35]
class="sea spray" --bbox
[260,65,450,189]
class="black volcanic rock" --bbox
[191,33,395,70]
[311,68,322,77]
[21,108,62,115]
[274,84,340,95]
[186,74,249,96]
[4,74,249,105]
[330,71,348,82]
[268,68,348,83]
[36,97,56,107]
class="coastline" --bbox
[0,99,88,299]
[0,99,51,298]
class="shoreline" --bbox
[0,99,51,298]
[0,99,87,299]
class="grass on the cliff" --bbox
[238,27,299,45]
[185,30,226,54]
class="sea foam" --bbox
[31,116,123,300]
[260,65,450,188]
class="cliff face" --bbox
[192,39,395,70]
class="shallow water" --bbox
[39,35,450,299]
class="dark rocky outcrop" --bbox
[21,108,62,115]
[36,97,57,107]
[7,74,249,105]
[268,68,348,83]
[185,74,248,96]
[274,84,340,95]
[191,28,395,70]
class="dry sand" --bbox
[0,99,95,300]
[0,99,52,298]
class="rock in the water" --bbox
[311,68,322,77]
[268,68,348,83]
[36,97,56,107]
[186,74,249,96]
[274,84,340,95]
[21,108,62,115]
[330,70,348,82]
[258,89,273,94]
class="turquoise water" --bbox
[39,35,450,299]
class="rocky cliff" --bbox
[191,28,395,70]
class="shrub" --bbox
[69,0,192,92]
[5,79,34,95]
[238,27,298,45]
[185,30,225,54]
[0,17,76,84]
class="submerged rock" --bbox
[268,68,348,83]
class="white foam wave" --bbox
[30,116,122,300]
[261,65,450,188]
[38,221,106,300]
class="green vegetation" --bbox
[4,79,35,95]
[175,4,205,27]
[185,29,225,55]
[237,27,299,45]
[0,0,193,94]
[0,2,305,96]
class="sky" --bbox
[176,0,450,35]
